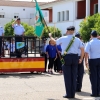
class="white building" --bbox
[0,1,46,26]
[0,0,100,35]
[40,0,100,34]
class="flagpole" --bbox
[34,0,62,60]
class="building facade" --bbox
[40,0,100,34]
[0,0,99,35]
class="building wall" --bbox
[0,6,35,27]
[90,0,98,15]
[52,1,74,23]
[77,0,86,19]
[46,1,76,34]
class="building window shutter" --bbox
[0,12,5,18]
[57,12,61,22]
[66,11,69,21]
[62,11,65,21]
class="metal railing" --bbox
[1,36,45,58]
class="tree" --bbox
[4,20,62,38]
[4,20,14,36]
[42,26,62,38]
[79,13,100,42]
[4,20,35,36]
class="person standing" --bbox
[85,30,100,97]
[46,39,57,74]
[40,39,47,72]
[54,43,62,73]
[0,26,4,58]
[75,33,84,92]
[49,26,84,98]
[12,18,25,58]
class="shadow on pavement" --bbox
[47,98,81,100]
[0,72,52,78]
[67,98,81,100]
[76,91,91,96]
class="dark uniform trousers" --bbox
[76,56,84,91]
[0,37,2,57]
[15,35,23,58]
[48,57,55,69]
[62,54,78,98]
[89,58,100,96]
[41,53,47,72]
[54,54,62,72]
[44,54,47,72]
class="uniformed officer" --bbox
[40,39,47,72]
[75,33,84,92]
[49,26,84,98]
[0,26,4,57]
[85,30,100,97]
[12,18,25,58]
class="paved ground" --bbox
[0,71,100,100]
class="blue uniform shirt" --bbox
[78,41,84,56]
[57,45,62,52]
[56,35,83,55]
[0,26,4,36]
[12,24,25,35]
[85,38,100,59]
[41,44,47,53]
[46,45,57,58]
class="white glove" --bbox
[49,33,52,37]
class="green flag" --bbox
[34,0,45,37]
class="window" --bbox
[57,12,61,22]
[14,13,19,18]
[30,13,34,19]
[62,11,65,21]
[66,11,69,20]
[94,4,98,14]
[0,12,5,18]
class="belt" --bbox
[15,35,22,36]
[67,53,78,55]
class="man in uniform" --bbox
[85,30,100,97]
[75,33,84,92]
[49,26,84,98]
[12,18,25,58]
[0,26,4,57]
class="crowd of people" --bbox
[0,18,100,98]
[41,26,100,98]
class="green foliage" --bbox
[79,13,100,42]
[4,20,35,36]
[21,23,35,36]
[4,20,14,36]
[42,26,62,38]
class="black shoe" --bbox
[63,95,74,98]
[90,94,98,97]
[76,89,81,92]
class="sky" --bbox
[11,0,56,2]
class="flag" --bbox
[16,42,25,49]
[34,0,45,37]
